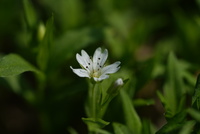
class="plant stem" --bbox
[89,82,101,119]
[92,83,97,118]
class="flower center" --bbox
[92,71,100,78]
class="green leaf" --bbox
[99,78,129,118]
[187,108,200,122]
[179,120,196,134]
[133,99,155,107]
[156,111,187,134]
[163,52,186,117]
[82,118,110,132]
[120,90,142,134]
[37,16,54,71]
[142,119,156,134]
[156,91,173,120]
[192,74,200,110]
[0,54,40,77]
[112,122,132,134]
[23,0,37,28]
[67,127,78,134]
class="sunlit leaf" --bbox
[0,54,40,77]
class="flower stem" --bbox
[92,83,97,118]
[89,82,101,119]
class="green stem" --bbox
[89,82,101,119]
[92,83,97,118]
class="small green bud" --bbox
[37,22,46,41]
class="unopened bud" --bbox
[107,78,124,96]
[114,78,123,87]
[37,22,46,41]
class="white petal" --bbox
[76,53,86,67]
[93,74,109,82]
[101,61,121,75]
[100,49,108,66]
[70,66,90,78]
[81,50,93,70]
[93,47,102,71]
[93,47,102,62]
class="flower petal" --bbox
[81,50,93,70]
[93,74,109,82]
[100,49,108,67]
[76,53,86,67]
[70,66,90,78]
[101,61,121,75]
[93,47,102,71]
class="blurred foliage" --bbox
[1,0,200,133]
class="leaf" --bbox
[142,119,156,134]
[23,0,37,28]
[179,120,196,134]
[37,15,54,71]
[156,91,173,120]
[192,74,200,110]
[0,54,40,77]
[82,118,110,132]
[156,111,187,134]
[133,99,155,107]
[67,127,78,134]
[112,122,132,134]
[163,52,186,118]
[187,108,200,122]
[120,90,142,134]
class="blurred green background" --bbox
[0,0,200,133]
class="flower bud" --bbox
[37,22,46,41]
[107,78,124,96]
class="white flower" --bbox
[70,47,121,82]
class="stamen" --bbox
[100,65,102,68]
[88,63,90,65]
[97,63,99,65]
[86,66,88,68]
[98,58,100,60]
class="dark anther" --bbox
[86,66,88,68]
[97,63,99,65]
[88,63,90,65]
[98,58,100,60]
[100,65,102,68]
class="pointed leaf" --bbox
[23,0,37,27]
[192,74,200,110]
[82,117,109,131]
[120,90,142,134]
[37,16,54,71]
[156,111,187,134]
[179,120,196,134]
[0,54,40,77]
